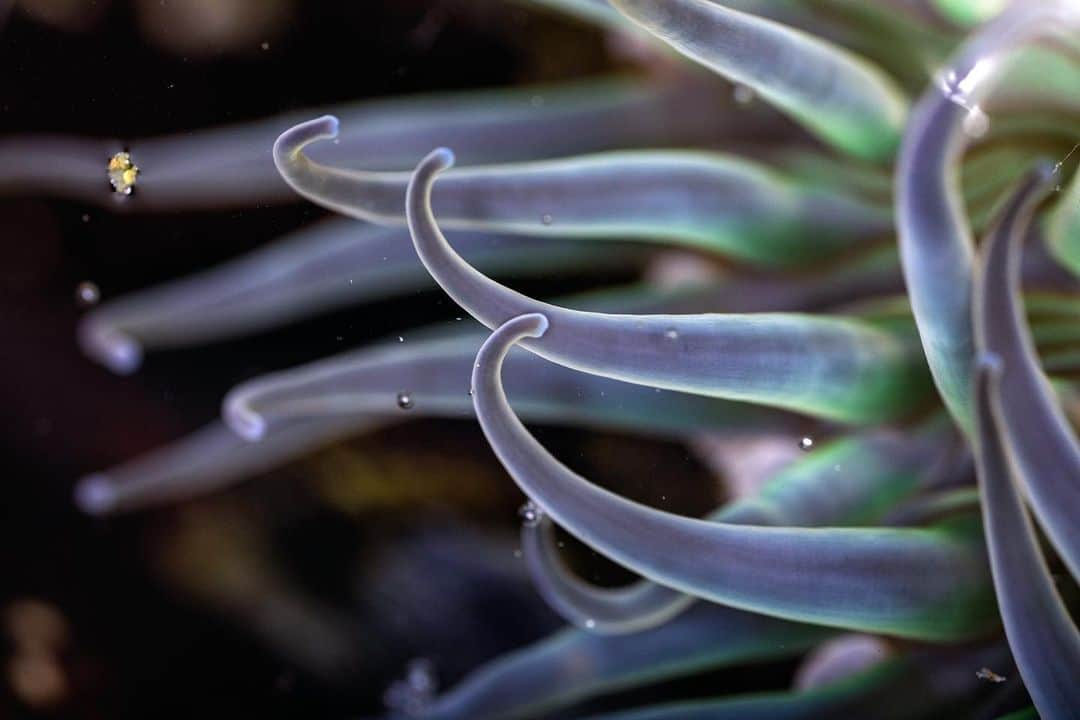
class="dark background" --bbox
[0,2,777,717]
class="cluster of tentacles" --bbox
[10,0,1080,717]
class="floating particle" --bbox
[261,41,270,50]
[107,152,138,195]
[396,391,414,410]
[664,328,678,340]
[397,335,405,343]
[541,213,553,226]
[80,213,90,223]
[975,667,1006,683]
[75,282,100,307]
[798,436,814,451]
[584,619,596,629]
[518,500,542,527]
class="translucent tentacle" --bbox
[0,76,732,209]
[521,516,696,634]
[585,643,1011,720]
[523,423,952,634]
[608,0,909,161]
[471,313,995,640]
[77,219,642,374]
[972,166,1080,579]
[224,329,788,443]
[81,326,788,515]
[405,603,833,720]
[405,148,928,423]
[273,118,889,266]
[971,359,1080,719]
[73,419,361,515]
[896,1,1080,431]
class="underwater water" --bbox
[2,1,1079,718]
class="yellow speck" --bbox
[107,152,139,195]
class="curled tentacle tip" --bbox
[519,312,550,338]
[421,147,456,173]
[74,474,117,515]
[222,397,267,442]
[78,321,143,375]
[494,312,549,341]
[273,115,340,160]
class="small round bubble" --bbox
[75,282,100,307]
[518,500,542,527]
[396,392,414,410]
[798,436,814,451]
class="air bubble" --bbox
[733,84,755,105]
[584,619,596,629]
[798,436,814,451]
[75,282,100,307]
[540,213,553,226]
[518,500,542,527]
[664,328,678,340]
[396,392,414,410]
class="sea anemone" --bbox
[8,0,1080,717]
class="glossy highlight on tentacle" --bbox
[406,148,928,423]
[471,313,994,640]
[895,1,1080,432]
[971,358,1080,720]
[400,603,833,720]
[274,118,890,266]
[792,634,893,691]
[522,422,954,634]
[609,0,909,161]
[972,165,1080,580]
[77,219,643,373]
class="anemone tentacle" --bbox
[404,602,832,720]
[77,220,643,374]
[972,166,1080,580]
[273,117,890,266]
[522,422,953,634]
[471,313,995,640]
[0,75,744,209]
[971,359,1080,719]
[896,0,1080,432]
[405,148,930,423]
